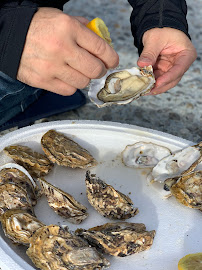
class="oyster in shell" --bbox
[122,142,171,168]
[0,183,33,216]
[76,222,156,257]
[41,129,97,169]
[88,65,155,107]
[150,142,202,182]
[85,171,138,219]
[38,178,88,224]
[0,209,44,245]
[26,225,110,270]
[0,164,37,206]
[4,145,54,178]
[164,171,202,210]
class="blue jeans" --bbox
[0,71,43,127]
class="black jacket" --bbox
[0,0,190,80]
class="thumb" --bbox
[137,42,162,67]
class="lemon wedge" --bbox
[86,17,112,46]
[178,253,202,270]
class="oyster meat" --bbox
[164,171,202,210]
[0,183,33,216]
[38,178,88,224]
[76,222,156,257]
[122,141,171,168]
[150,142,202,182]
[0,209,44,245]
[4,145,54,178]
[41,129,97,169]
[26,225,110,270]
[88,65,155,107]
[85,171,138,219]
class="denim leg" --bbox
[0,71,43,126]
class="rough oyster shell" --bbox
[122,142,171,168]
[85,171,138,219]
[150,142,202,182]
[38,178,88,224]
[26,225,110,270]
[41,129,97,169]
[4,145,54,178]
[0,209,44,245]
[0,183,33,216]
[164,171,202,210]
[76,222,156,257]
[88,65,155,107]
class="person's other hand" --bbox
[137,28,197,95]
[17,8,119,95]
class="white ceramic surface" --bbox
[0,120,201,270]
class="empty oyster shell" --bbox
[85,171,138,219]
[4,145,54,178]
[0,183,33,216]
[88,65,155,107]
[26,225,110,270]
[38,178,88,224]
[164,171,202,210]
[41,129,97,169]
[76,222,156,257]
[150,142,202,182]
[0,209,44,245]
[122,142,171,168]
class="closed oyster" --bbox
[0,209,44,245]
[88,65,155,107]
[76,222,156,257]
[4,145,53,178]
[85,171,138,219]
[0,183,33,216]
[122,142,171,168]
[26,225,110,270]
[164,171,202,210]
[41,129,97,169]
[150,142,202,182]
[38,178,88,224]
[0,165,37,206]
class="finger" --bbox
[75,25,119,69]
[147,78,181,95]
[74,16,89,25]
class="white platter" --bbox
[0,120,201,270]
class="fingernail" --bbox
[138,57,151,63]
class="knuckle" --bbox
[93,38,106,56]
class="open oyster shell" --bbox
[26,225,110,270]
[0,183,33,216]
[88,65,155,107]
[41,129,97,169]
[76,222,156,257]
[0,209,44,245]
[85,171,138,219]
[4,145,54,178]
[38,178,88,224]
[164,171,202,210]
[122,142,171,168]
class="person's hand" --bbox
[137,28,197,95]
[17,8,119,95]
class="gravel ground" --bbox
[0,0,201,142]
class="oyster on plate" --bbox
[150,142,202,183]
[164,171,202,210]
[0,183,33,216]
[85,171,138,219]
[0,164,38,206]
[38,178,88,224]
[4,145,54,178]
[41,129,97,169]
[0,209,44,245]
[26,225,110,270]
[88,65,155,107]
[76,222,156,257]
[122,141,171,168]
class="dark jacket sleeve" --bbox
[128,0,190,54]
